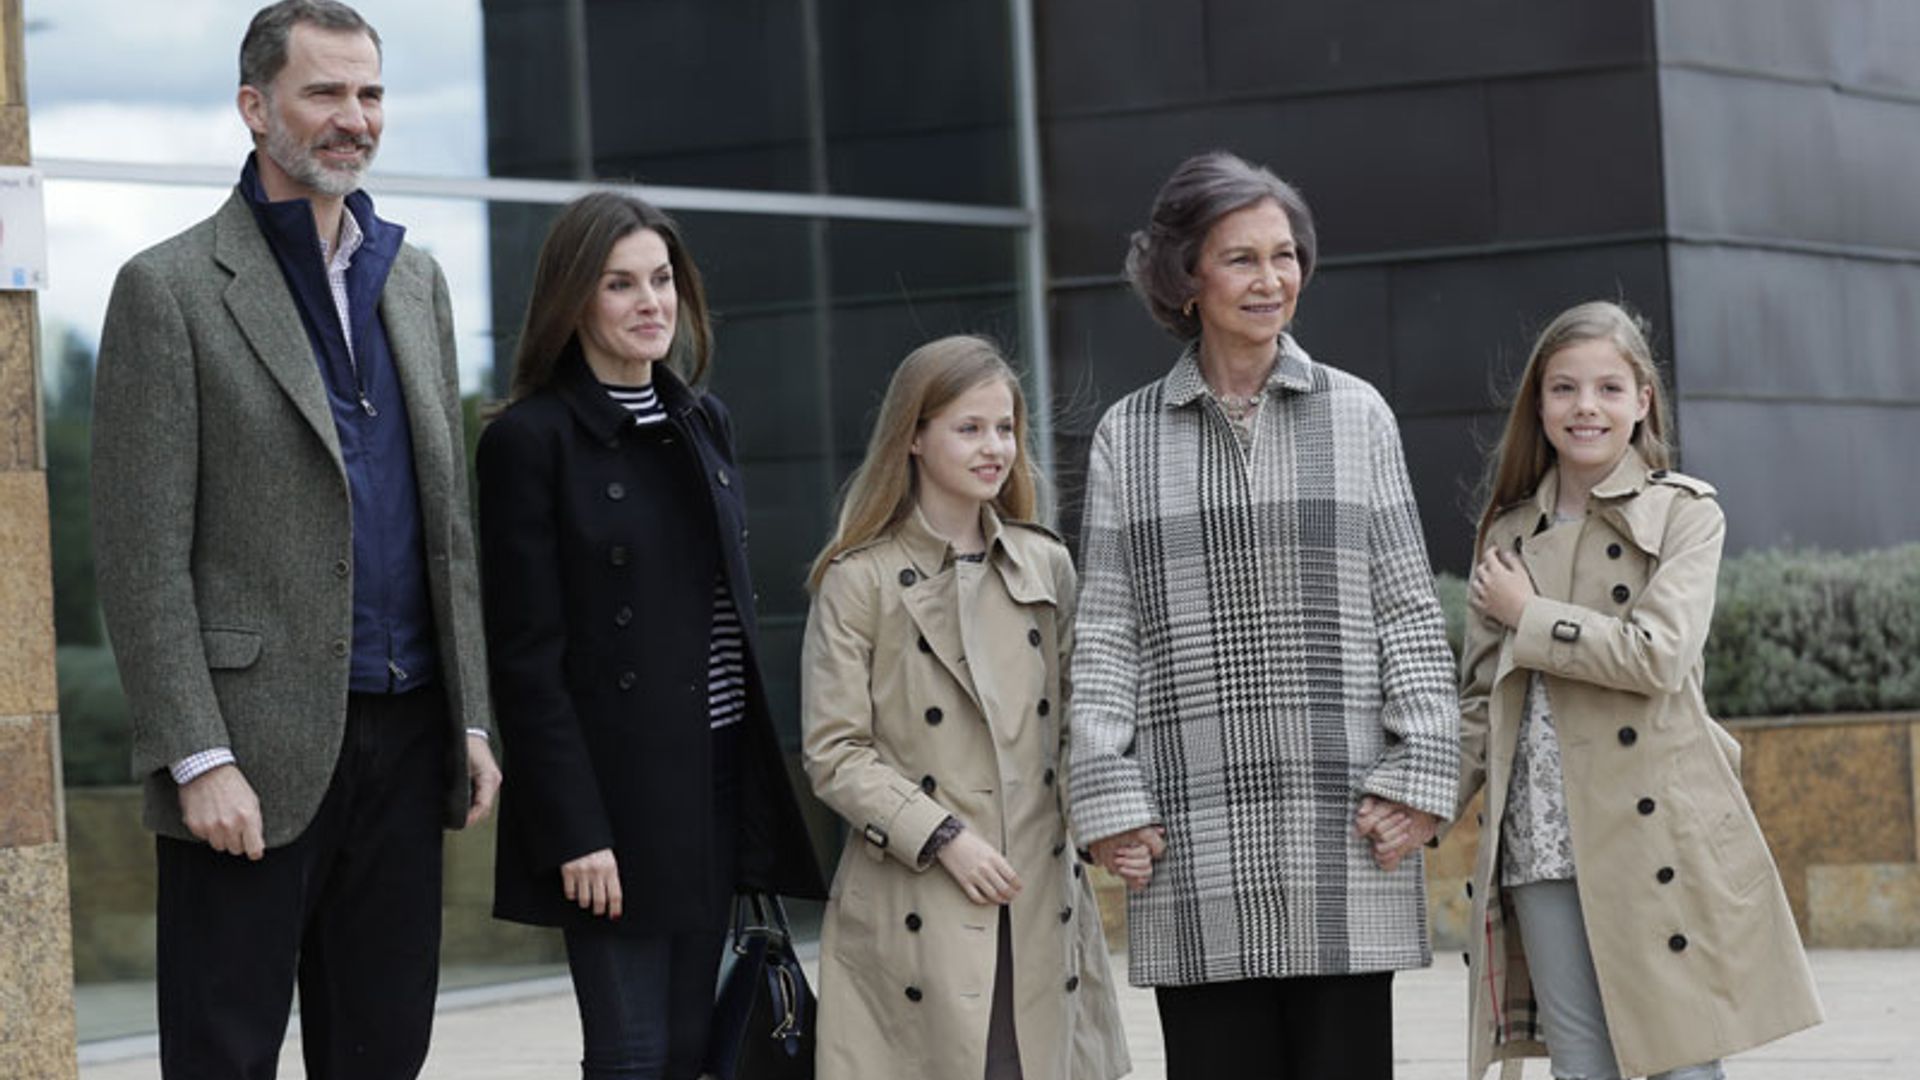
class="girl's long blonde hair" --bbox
[808,335,1037,591]
[1474,300,1674,553]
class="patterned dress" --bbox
[1068,336,1460,986]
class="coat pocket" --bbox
[200,627,263,670]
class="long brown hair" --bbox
[506,191,713,403]
[807,335,1037,590]
[1474,300,1673,553]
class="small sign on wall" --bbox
[0,167,47,291]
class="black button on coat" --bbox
[479,353,826,934]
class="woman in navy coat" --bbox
[478,192,824,1080]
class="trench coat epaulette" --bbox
[1643,468,1716,499]
[827,535,890,564]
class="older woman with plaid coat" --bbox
[1068,151,1460,1079]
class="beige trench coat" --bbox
[1456,450,1822,1079]
[802,507,1130,1080]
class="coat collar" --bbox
[893,503,1057,605]
[1524,447,1666,555]
[554,347,701,444]
[1162,332,1314,409]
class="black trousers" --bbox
[156,687,450,1080]
[1154,971,1395,1080]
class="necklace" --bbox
[1209,386,1263,423]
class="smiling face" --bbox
[1538,338,1653,484]
[911,377,1018,524]
[240,23,383,201]
[1190,198,1302,357]
[578,228,678,381]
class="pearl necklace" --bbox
[1209,386,1263,423]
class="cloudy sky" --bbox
[25,0,501,392]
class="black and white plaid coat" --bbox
[1068,337,1459,986]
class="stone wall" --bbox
[0,1,81,1075]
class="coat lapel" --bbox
[894,509,983,710]
[214,192,341,465]
[383,255,454,549]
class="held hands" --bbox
[1090,825,1167,893]
[1469,545,1535,629]
[1355,795,1439,873]
[936,828,1023,906]
[561,848,623,919]
[179,763,266,860]
[465,733,503,827]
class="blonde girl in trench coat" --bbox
[1445,301,1822,1079]
[801,335,1130,1080]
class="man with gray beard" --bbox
[90,2,499,1076]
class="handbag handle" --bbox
[729,890,794,953]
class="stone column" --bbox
[0,1,81,1076]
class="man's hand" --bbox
[560,847,622,919]
[1356,795,1440,872]
[1090,825,1167,892]
[179,764,266,860]
[465,734,502,827]
[936,828,1022,906]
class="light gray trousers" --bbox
[1509,880,1726,1080]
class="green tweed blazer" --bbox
[91,188,491,846]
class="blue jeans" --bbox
[563,927,728,1080]
[1509,880,1727,1080]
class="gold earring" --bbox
[1183,299,1196,317]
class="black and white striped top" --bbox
[606,382,747,731]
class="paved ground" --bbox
[79,949,1918,1079]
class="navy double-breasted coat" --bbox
[479,351,825,932]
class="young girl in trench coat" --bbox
[1449,301,1823,1079]
[801,336,1131,1080]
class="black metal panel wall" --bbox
[1038,0,1672,571]
[1656,0,1920,552]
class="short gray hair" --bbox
[1125,151,1318,341]
[239,0,381,90]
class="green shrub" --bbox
[1432,544,1920,718]
[57,645,132,787]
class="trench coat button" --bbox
[717,469,731,487]
[917,636,932,654]
[330,639,349,657]
[1638,797,1657,815]
[899,568,918,587]
[1065,975,1080,992]
[333,559,350,578]
[617,671,637,691]
[609,545,629,566]
[905,913,922,932]
[614,606,633,627]
[1612,583,1631,603]
[1043,768,1056,787]
[905,986,923,1002]
[1059,906,1072,924]
[1477,812,1485,827]
[920,775,937,795]
[1462,952,1471,966]
[1465,881,1474,898]
[1668,933,1688,952]
[1027,628,1042,647]
[1618,726,1638,746]
[925,707,943,726]
[1073,863,1083,879]
[1650,468,1669,480]
[1607,542,1623,559]
[1512,536,1524,555]
[1657,866,1675,884]
[1052,841,1066,858]
[606,481,626,500]
[1037,698,1051,717]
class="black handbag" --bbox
[704,892,816,1080]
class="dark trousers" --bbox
[156,687,450,1080]
[562,926,729,1080]
[1154,971,1395,1080]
